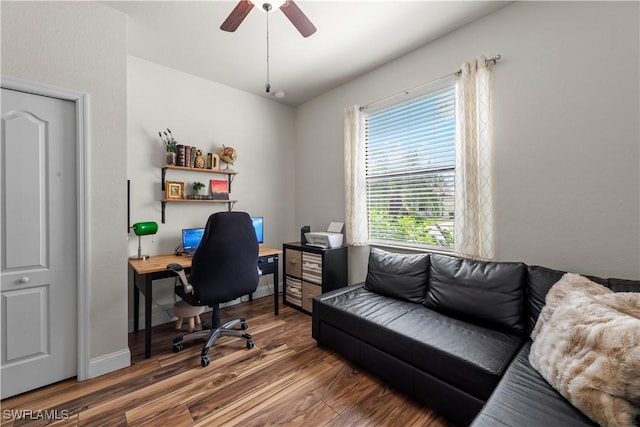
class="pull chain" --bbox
[265,4,271,93]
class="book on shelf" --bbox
[176,145,186,167]
[172,146,216,169]
[189,147,197,168]
[184,146,192,168]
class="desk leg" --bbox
[274,255,279,316]
[133,272,140,333]
[144,275,153,359]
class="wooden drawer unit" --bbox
[285,276,302,307]
[282,242,348,314]
[302,281,321,312]
[302,252,322,284]
[285,248,302,278]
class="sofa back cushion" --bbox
[424,254,526,334]
[525,265,609,334]
[364,248,430,303]
[609,278,640,293]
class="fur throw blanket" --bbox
[529,273,640,427]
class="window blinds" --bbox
[365,84,455,249]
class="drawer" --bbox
[302,252,322,284]
[285,249,302,278]
[302,281,321,313]
[285,276,302,307]
[257,255,277,275]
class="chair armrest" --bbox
[167,263,194,294]
[167,263,184,272]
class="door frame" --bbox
[1,76,90,381]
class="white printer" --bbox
[304,222,344,249]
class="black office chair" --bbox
[167,211,260,367]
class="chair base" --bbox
[172,318,254,367]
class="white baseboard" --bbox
[88,286,277,379]
[128,285,279,332]
[128,310,178,333]
[247,284,275,301]
[88,348,131,378]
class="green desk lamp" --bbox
[130,221,158,260]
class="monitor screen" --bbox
[182,228,205,253]
[251,216,264,244]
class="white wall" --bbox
[127,56,296,326]
[1,0,297,372]
[1,2,129,365]
[2,0,637,380]
[295,1,640,283]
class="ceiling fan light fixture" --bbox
[220,0,316,97]
[257,0,287,13]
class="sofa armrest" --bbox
[312,283,364,341]
[316,283,364,302]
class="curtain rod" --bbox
[360,54,502,111]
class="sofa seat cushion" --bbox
[470,341,597,427]
[315,285,523,400]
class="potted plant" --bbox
[159,128,178,165]
[192,181,205,197]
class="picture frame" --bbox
[210,179,228,194]
[165,181,184,200]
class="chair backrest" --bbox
[188,211,259,304]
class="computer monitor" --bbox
[182,228,205,255]
[251,216,264,244]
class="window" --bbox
[365,81,455,249]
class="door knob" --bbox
[19,276,30,284]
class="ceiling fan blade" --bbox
[280,0,317,38]
[220,0,255,32]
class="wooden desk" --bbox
[129,247,281,359]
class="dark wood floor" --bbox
[1,296,450,426]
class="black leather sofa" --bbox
[311,250,640,426]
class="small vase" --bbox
[194,150,205,169]
[166,152,176,165]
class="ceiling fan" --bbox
[221,0,317,38]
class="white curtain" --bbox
[454,56,494,260]
[344,105,368,246]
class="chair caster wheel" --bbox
[241,322,249,330]
[173,344,183,353]
[201,357,210,367]
[246,340,255,349]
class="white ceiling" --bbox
[103,1,508,106]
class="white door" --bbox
[1,88,77,399]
